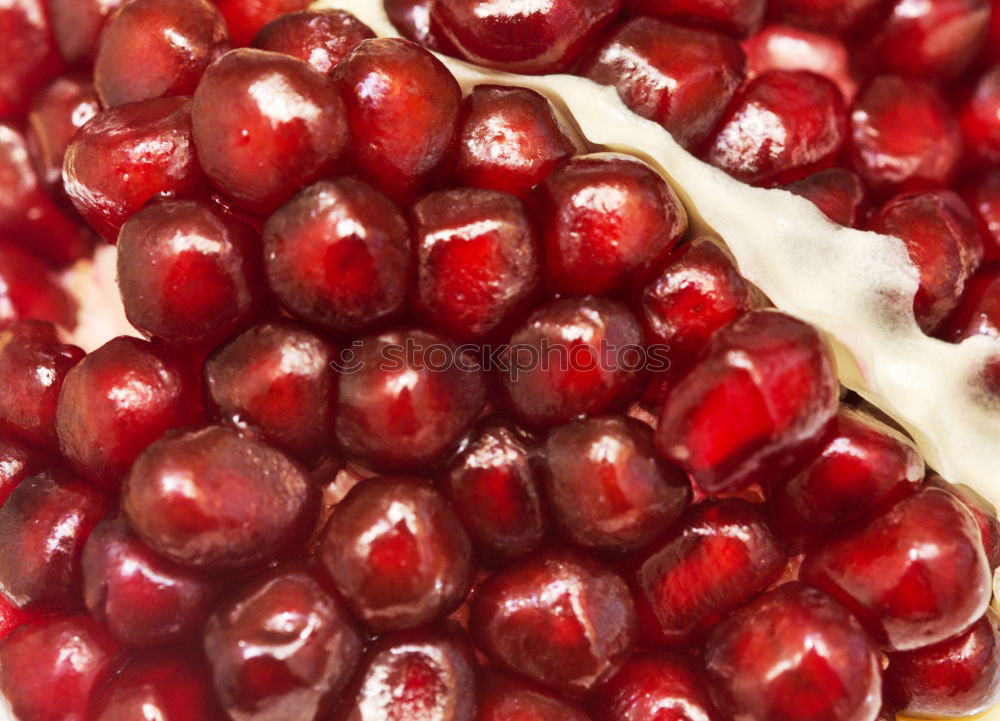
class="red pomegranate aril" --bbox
[56,336,200,490]
[440,417,548,563]
[117,200,261,346]
[961,169,1000,261]
[769,0,884,34]
[0,470,111,612]
[26,74,100,194]
[478,670,593,721]
[0,321,84,451]
[848,75,962,197]
[215,0,311,46]
[90,646,224,721]
[334,38,461,203]
[336,623,477,721]
[656,310,838,493]
[704,69,846,185]
[192,49,348,214]
[940,263,1000,342]
[0,0,62,119]
[204,566,364,721]
[581,19,747,150]
[633,498,788,646]
[413,188,541,342]
[783,168,869,228]
[0,240,77,330]
[885,609,1000,717]
[336,328,486,472]
[0,615,121,721]
[592,651,724,721]
[385,0,456,52]
[543,415,691,554]
[252,9,375,74]
[500,296,648,428]
[0,437,48,507]
[801,486,993,650]
[452,85,577,201]
[625,0,764,37]
[0,591,37,641]
[82,516,219,648]
[989,0,1000,64]
[264,177,410,337]
[768,409,924,549]
[319,476,473,632]
[204,319,338,460]
[63,96,207,241]
[123,425,319,571]
[868,190,983,333]
[960,66,1000,169]
[929,476,1000,571]
[704,583,883,721]
[47,0,125,64]
[743,25,858,104]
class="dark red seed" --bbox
[940,263,1000,342]
[742,25,858,103]
[214,0,311,46]
[385,0,456,52]
[626,0,763,36]
[0,437,48,508]
[960,169,1000,262]
[26,74,100,194]
[768,0,884,34]
[961,66,1000,170]
[252,9,374,74]
[477,669,594,721]
[0,0,63,119]
[47,0,125,64]
[0,240,77,329]
[0,591,37,641]
[928,476,1000,571]
[783,168,869,228]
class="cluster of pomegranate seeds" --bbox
[2,1,1000,721]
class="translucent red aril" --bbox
[783,168,869,227]
[26,74,100,194]
[431,0,623,74]
[848,75,961,197]
[543,415,691,554]
[192,49,348,214]
[989,1,1000,64]
[0,470,110,612]
[0,437,47,507]
[82,516,219,648]
[0,0,62,119]
[63,97,207,241]
[704,70,846,185]
[742,25,857,104]
[868,191,983,333]
[56,337,200,490]
[252,9,375,74]
[960,66,1000,169]
[581,19,747,151]
[204,320,338,460]
[0,321,84,451]
[624,0,764,37]
[452,85,577,201]
[500,297,647,428]
[885,610,1000,717]
[336,623,477,721]
[117,200,261,346]
[704,583,883,721]
[334,38,461,203]
[440,418,547,563]
[263,177,410,337]
[768,410,924,549]
[940,263,1000,341]
[319,476,473,632]
[478,670,593,721]
[961,169,1000,261]
[412,188,541,342]
[215,0,311,46]
[0,616,121,721]
[0,591,37,641]
[768,0,884,34]
[0,241,77,330]
[930,477,1000,571]
[632,499,787,646]
[47,0,125,64]
[336,328,486,472]
[656,310,839,494]
[203,566,364,721]
[592,651,724,721]
[385,0,455,52]
[123,425,319,571]
[801,486,992,650]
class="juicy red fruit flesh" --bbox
[626,0,765,37]
[783,168,869,228]
[0,0,63,120]
[0,241,77,331]
[26,74,101,196]
[478,670,593,721]
[252,9,375,74]
[215,0,311,46]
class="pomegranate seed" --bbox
[26,74,100,194]
[769,0,884,34]
[581,18,746,151]
[334,38,461,203]
[929,475,1000,571]
[478,669,593,721]
[704,583,883,721]
[252,9,374,74]
[82,516,219,648]
[0,616,121,721]
[783,168,869,227]
[413,188,541,342]
[960,66,1000,169]
[960,169,1000,261]
[318,476,473,632]
[191,48,348,214]
[0,470,111,612]
[499,296,648,428]
[214,0,311,46]
[452,85,577,201]
[543,415,691,554]
[440,417,548,563]
[204,565,364,721]
[0,437,48,508]
[470,547,637,696]
[868,190,983,333]
[47,0,124,64]
[656,310,838,493]
[63,96,207,241]
[430,0,624,74]
[385,0,456,53]
[56,336,200,490]
[704,69,847,185]
[988,0,1000,64]
[0,240,78,329]
[632,499,788,646]
[336,328,486,472]
[624,0,765,37]
[123,425,319,571]
[335,623,477,721]
[742,24,858,103]
[0,0,63,119]
[801,486,993,650]
[592,651,724,721]
[940,263,1000,341]
[885,609,1000,717]
[848,75,962,197]
[0,321,84,451]
[0,591,37,641]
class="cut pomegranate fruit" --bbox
[0,437,48,508]
[252,9,374,74]
[769,0,884,34]
[961,66,1000,170]
[625,0,765,37]
[47,0,125,64]
[0,241,77,329]
[783,168,869,227]
[961,169,1000,261]
[214,0,311,46]
[26,74,101,195]
[940,263,1000,342]
[0,0,63,119]
[742,24,857,103]
[478,669,592,721]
